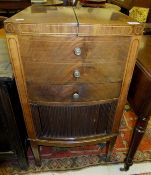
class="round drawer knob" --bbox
[73,70,80,78]
[73,93,80,99]
[74,47,81,56]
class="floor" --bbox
[31,162,151,175]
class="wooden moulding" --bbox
[77,24,144,36]
[29,98,118,107]
[6,34,37,139]
[29,133,118,147]
[4,22,144,36]
[4,23,78,35]
[112,36,141,133]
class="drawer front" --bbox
[23,62,125,84]
[26,82,121,103]
[19,36,84,63]
[83,37,130,61]
[19,36,131,63]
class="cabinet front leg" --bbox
[120,115,150,171]
[30,141,41,166]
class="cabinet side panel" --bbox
[112,36,141,132]
[6,35,36,139]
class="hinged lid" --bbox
[4,5,144,36]
[4,5,78,35]
[74,7,144,36]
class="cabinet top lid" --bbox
[4,5,144,36]
[74,7,144,36]
[5,6,77,25]
[75,7,135,25]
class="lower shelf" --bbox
[29,133,118,147]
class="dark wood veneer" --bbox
[0,0,31,10]
[23,62,125,84]
[110,0,151,10]
[18,36,130,63]
[27,82,121,103]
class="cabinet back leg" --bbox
[106,137,117,161]
[30,142,41,166]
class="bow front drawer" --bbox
[23,62,125,84]
[19,36,131,63]
[26,82,121,103]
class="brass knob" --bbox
[74,47,81,56]
[73,70,80,78]
[73,93,80,99]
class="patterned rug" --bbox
[1,105,151,174]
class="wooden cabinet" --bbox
[0,79,28,169]
[110,0,151,10]
[0,0,31,10]
[4,5,144,165]
[0,34,28,169]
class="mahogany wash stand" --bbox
[4,5,144,167]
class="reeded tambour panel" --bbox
[31,100,118,139]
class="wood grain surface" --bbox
[4,6,144,36]
[112,36,141,133]
[18,36,130,62]
[23,62,125,84]
[26,82,121,103]
[6,35,37,139]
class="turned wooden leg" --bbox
[106,137,117,161]
[30,142,41,166]
[120,115,150,171]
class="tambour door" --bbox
[31,100,118,139]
